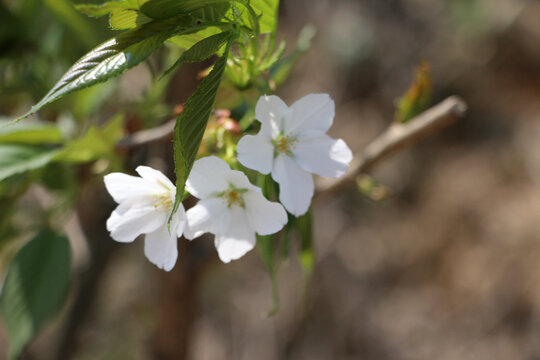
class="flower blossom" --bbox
[236,94,353,216]
[184,156,287,263]
[104,166,185,271]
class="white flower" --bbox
[236,94,353,216]
[104,166,186,271]
[184,156,287,263]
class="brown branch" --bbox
[116,119,175,149]
[315,96,468,197]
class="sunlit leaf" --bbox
[163,31,231,76]
[0,121,63,145]
[76,0,152,30]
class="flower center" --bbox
[153,193,173,213]
[272,133,297,157]
[220,185,248,208]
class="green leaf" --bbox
[163,31,231,77]
[0,121,63,145]
[76,1,152,30]
[0,145,60,181]
[76,0,138,16]
[245,0,279,34]
[167,27,221,50]
[172,39,232,216]
[14,18,183,122]
[55,114,125,163]
[139,0,230,20]
[0,230,71,360]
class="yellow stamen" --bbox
[153,193,173,212]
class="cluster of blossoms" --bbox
[104,94,352,271]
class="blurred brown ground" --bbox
[4,0,540,359]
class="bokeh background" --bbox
[2,0,540,359]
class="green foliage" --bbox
[75,0,152,30]
[172,39,232,216]
[139,0,230,20]
[56,114,125,163]
[0,145,61,182]
[0,230,71,360]
[240,0,279,34]
[14,18,184,122]
[164,31,231,76]
[0,121,63,145]
[44,0,100,47]
[167,27,221,50]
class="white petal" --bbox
[293,132,353,178]
[106,204,167,243]
[244,190,287,235]
[144,225,178,272]
[184,197,231,239]
[136,166,175,191]
[214,206,256,263]
[103,173,152,204]
[236,133,274,174]
[285,94,335,135]
[256,95,289,138]
[225,170,258,192]
[186,156,230,199]
[271,154,314,216]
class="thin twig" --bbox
[315,96,468,197]
[116,119,175,149]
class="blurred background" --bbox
[2,0,540,359]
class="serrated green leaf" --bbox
[164,31,231,77]
[0,230,70,360]
[14,18,184,122]
[171,39,231,216]
[0,121,63,145]
[0,145,61,181]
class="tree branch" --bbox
[315,96,468,197]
